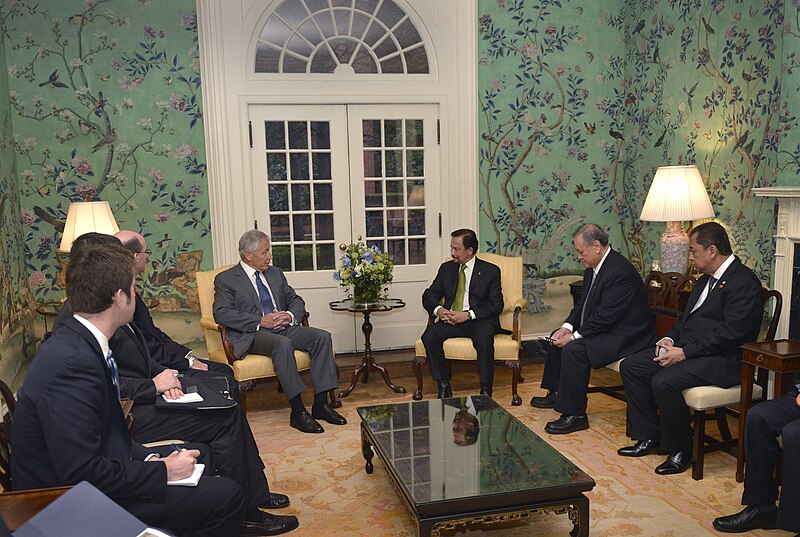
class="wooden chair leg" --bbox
[692,410,706,480]
[329,364,342,408]
[412,356,426,400]
[508,360,522,406]
[714,407,732,442]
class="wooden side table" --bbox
[736,339,800,482]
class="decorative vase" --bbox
[352,281,381,304]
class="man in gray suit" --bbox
[213,229,345,434]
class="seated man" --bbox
[531,223,654,435]
[11,243,245,537]
[618,222,763,475]
[213,229,345,434]
[115,230,236,384]
[712,386,799,533]
[421,228,504,398]
[52,232,298,535]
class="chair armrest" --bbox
[200,316,218,331]
[511,304,523,341]
[200,316,237,365]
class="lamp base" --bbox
[659,221,689,274]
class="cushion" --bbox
[209,349,311,382]
[683,384,764,411]
[414,335,520,361]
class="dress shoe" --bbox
[544,414,589,435]
[530,390,558,408]
[241,511,299,535]
[258,492,290,509]
[312,403,347,425]
[437,379,453,399]
[654,450,692,475]
[289,410,324,434]
[479,384,493,397]
[617,439,660,457]
[712,505,777,533]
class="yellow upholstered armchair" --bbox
[196,264,338,414]
[412,253,527,405]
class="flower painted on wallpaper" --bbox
[625,93,637,106]
[698,48,711,65]
[71,155,91,174]
[490,78,504,91]
[596,98,609,111]
[175,144,197,159]
[21,208,35,226]
[144,26,157,39]
[76,182,97,200]
[555,64,566,77]
[169,93,187,111]
[180,11,198,31]
[479,14,492,32]
[37,236,53,257]
[188,184,201,197]
[694,120,702,129]
[545,24,557,35]
[497,0,506,8]
[501,139,513,149]
[149,167,166,183]
[28,272,46,289]
[155,212,171,223]
[111,58,123,70]
[520,43,539,58]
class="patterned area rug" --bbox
[244,374,792,537]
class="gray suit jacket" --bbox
[213,262,307,359]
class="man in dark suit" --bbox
[618,222,764,475]
[115,230,235,383]
[421,228,504,398]
[712,387,800,533]
[532,223,654,434]
[213,229,344,434]
[48,233,299,535]
[11,244,246,537]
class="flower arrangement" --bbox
[333,242,394,303]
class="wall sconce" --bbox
[639,165,714,274]
[56,201,120,288]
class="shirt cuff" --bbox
[288,311,296,325]
[572,331,583,340]
[468,310,475,320]
[562,323,574,332]
[144,453,160,461]
[433,305,443,316]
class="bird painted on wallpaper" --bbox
[654,128,667,147]
[632,19,645,35]
[584,51,594,64]
[574,184,591,197]
[743,139,755,155]
[155,233,171,249]
[148,261,185,287]
[731,130,749,153]
[652,43,660,64]
[92,91,107,117]
[97,73,111,81]
[702,16,715,35]
[609,128,625,141]
[33,205,65,232]
[68,13,92,25]
[38,70,68,89]
[549,204,570,219]
[91,129,118,153]
[682,81,699,111]
[78,118,99,135]
[584,122,596,135]
[742,70,757,82]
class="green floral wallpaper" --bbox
[0,19,36,389]
[779,0,800,184]
[1,0,210,360]
[478,0,798,314]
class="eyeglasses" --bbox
[137,249,152,255]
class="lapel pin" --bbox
[718,280,726,289]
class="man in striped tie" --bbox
[421,229,504,398]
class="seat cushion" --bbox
[683,384,764,411]
[605,359,623,373]
[209,350,311,382]
[414,335,520,361]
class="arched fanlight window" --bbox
[255,0,429,75]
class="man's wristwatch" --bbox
[186,352,196,367]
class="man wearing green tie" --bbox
[421,229,504,398]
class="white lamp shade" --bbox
[59,201,120,252]
[639,165,715,222]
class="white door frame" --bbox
[197,0,478,269]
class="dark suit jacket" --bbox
[667,256,763,387]
[213,263,307,359]
[11,317,167,501]
[132,294,192,370]
[110,324,168,405]
[422,257,504,331]
[565,248,654,367]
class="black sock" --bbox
[312,391,328,412]
[289,394,305,415]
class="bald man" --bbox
[114,230,234,382]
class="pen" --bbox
[170,443,183,454]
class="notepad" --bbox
[161,391,204,404]
[136,529,173,537]
[166,463,204,487]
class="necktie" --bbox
[254,272,275,314]
[106,349,120,401]
[452,264,466,312]
[580,272,596,325]
[708,276,718,290]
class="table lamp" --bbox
[639,165,714,274]
[56,201,120,288]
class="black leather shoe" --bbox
[241,511,299,535]
[530,390,558,408]
[437,379,453,399]
[479,384,493,397]
[312,403,347,425]
[617,439,660,457]
[544,414,588,434]
[258,492,290,509]
[655,450,692,475]
[290,410,324,434]
[712,505,777,533]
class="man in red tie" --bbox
[421,229,504,398]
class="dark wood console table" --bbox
[330,298,407,398]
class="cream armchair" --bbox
[412,253,527,405]
[196,264,338,414]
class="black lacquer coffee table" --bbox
[357,396,594,537]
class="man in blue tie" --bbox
[213,229,344,434]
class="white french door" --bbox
[250,103,440,353]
